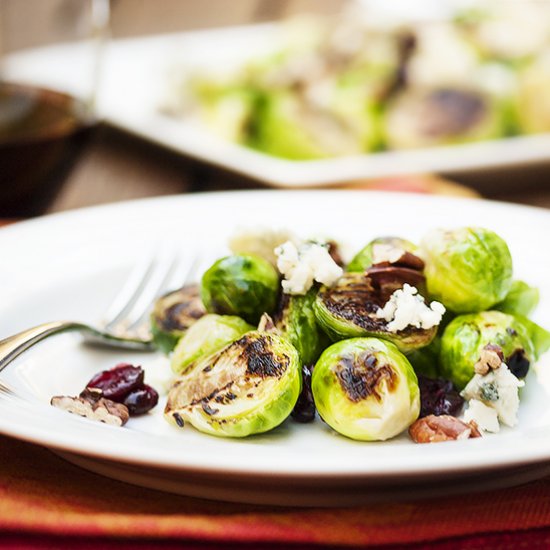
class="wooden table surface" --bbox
[3,0,549,214]
[44,124,550,214]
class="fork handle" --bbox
[0,321,90,372]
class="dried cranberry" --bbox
[123,384,159,415]
[86,363,144,401]
[418,375,464,418]
[291,365,316,423]
[506,349,530,379]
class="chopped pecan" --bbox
[409,414,481,443]
[51,388,130,426]
[474,344,504,375]
[327,241,344,268]
[257,313,277,333]
[366,265,426,300]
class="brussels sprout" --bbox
[312,337,420,441]
[228,227,294,266]
[515,315,550,360]
[421,227,513,313]
[517,52,550,134]
[314,272,438,353]
[170,314,253,375]
[439,311,535,389]
[165,331,301,437]
[273,287,329,365]
[384,87,505,149]
[252,87,380,160]
[150,284,206,354]
[347,236,419,273]
[407,336,441,378]
[495,280,539,318]
[197,87,258,143]
[201,254,279,325]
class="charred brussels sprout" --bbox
[201,254,279,325]
[495,280,540,318]
[273,288,329,365]
[440,311,535,389]
[150,284,206,353]
[421,227,513,313]
[347,236,420,273]
[312,338,420,441]
[165,331,301,437]
[314,272,437,353]
[385,87,504,149]
[170,314,253,375]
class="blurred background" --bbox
[1,0,550,217]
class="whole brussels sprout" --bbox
[150,284,206,354]
[421,227,513,313]
[273,287,329,365]
[440,311,535,389]
[347,236,420,273]
[201,254,279,325]
[312,337,420,441]
[170,314,253,375]
[495,280,539,318]
[314,272,438,353]
[165,331,301,437]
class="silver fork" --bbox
[0,251,201,374]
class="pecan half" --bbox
[366,266,426,300]
[409,414,481,443]
[474,344,504,375]
[51,388,130,426]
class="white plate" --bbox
[1,191,550,506]
[4,26,550,188]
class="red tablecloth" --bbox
[1,434,550,549]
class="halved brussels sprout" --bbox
[150,284,206,353]
[385,87,505,149]
[440,310,535,389]
[495,280,539,318]
[312,337,420,441]
[314,272,437,353]
[165,331,301,437]
[273,287,329,365]
[170,314,253,375]
[421,227,513,313]
[252,87,380,160]
[201,254,279,325]
[347,236,419,273]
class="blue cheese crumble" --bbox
[375,283,445,332]
[461,364,524,432]
[275,240,343,295]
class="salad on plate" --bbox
[52,225,550,445]
[163,2,550,161]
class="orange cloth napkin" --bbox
[1,433,550,549]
